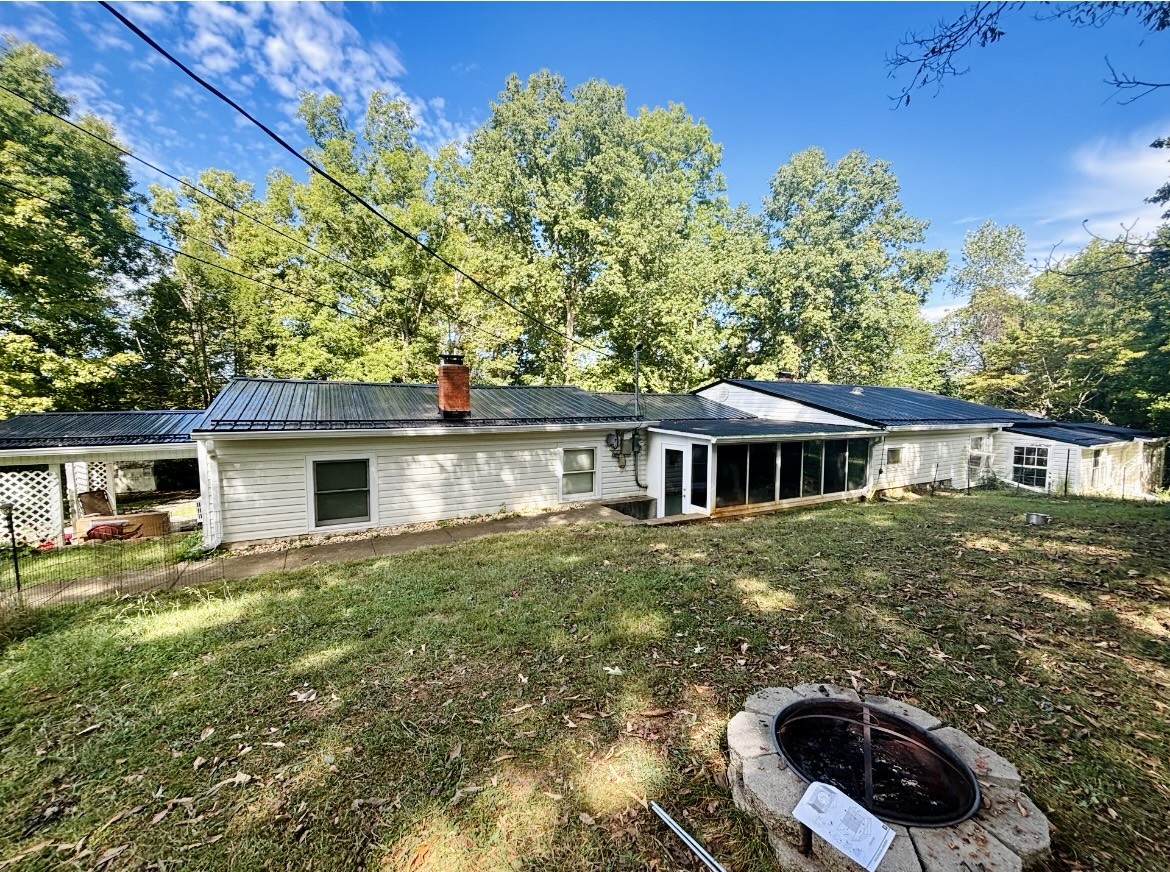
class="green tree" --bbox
[0,38,143,412]
[938,221,1030,377]
[725,147,948,387]
[463,71,732,389]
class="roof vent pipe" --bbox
[437,353,471,419]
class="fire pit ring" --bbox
[771,698,981,828]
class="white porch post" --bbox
[104,461,117,514]
[197,439,223,549]
[49,463,65,545]
[64,462,81,526]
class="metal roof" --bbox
[1008,422,1161,447]
[197,378,641,432]
[651,419,877,439]
[0,410,204,449]
[598,392,754,421]
[717,380,1040,426]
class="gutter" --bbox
[193,421,663,441]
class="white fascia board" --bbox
[648,427,877,442]
[0,443,197,461]
[885,423,1013,433]
[193,421,658,442]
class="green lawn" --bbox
[4,533,200,589]
[0,490,1167,871]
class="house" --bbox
[694,378,1168,501]
[1,359,1164,549]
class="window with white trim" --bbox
[561,448,596,498]
[1092,449,1102,469]
[1012,446,1048,489]
[312,458,371,526]
[885,447,903,465]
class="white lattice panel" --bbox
[0,467,59,545]
[86,462,108,493]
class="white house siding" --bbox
[697,384,867,427]
[992,431,1083,494]
[1076,441,1145,497]
[873,428,998,491]
[207,429,646,544]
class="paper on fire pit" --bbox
[793,782,895,872]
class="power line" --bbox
[2,103,519,353]
[100,0,613,361]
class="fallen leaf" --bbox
[542,791,563,800]
[94,845,129,869]
[448,742,462,762]
[193,756,206,771]
[640,708,672,718]
[198,727,215,742]
[77,724,102,737]
[492,753,516,763]
[290,689,317,703]
[579,812,596,826]
[210,771,252,793]
[603,666,623,676]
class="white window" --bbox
[885,447,903,465]
[1012,446,1048,489]
[970,436,984,451]
[1092,449,1102,469]
[311,458,372,527]
[561,448,597,498]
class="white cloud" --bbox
[921,303,960,323]
[1024,122,1168,262]
[2,2,66,46]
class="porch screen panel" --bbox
[823,439,848,494]
[715,444,748,508]
[847,439,868,490]
[801,441,824,497]
[748,443,778,504]
[778,442,802,499]
[690,444,709,508]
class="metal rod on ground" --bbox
[1064,449,1071,497]
[650,801,727,872]
[2,503,21,597]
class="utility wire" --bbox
[101,0,612,361]
[3,109,517,353]
[0,176,357,317]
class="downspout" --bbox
[633,430,647,489]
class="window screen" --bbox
[886,447,903,465]
[314,459,370,526]
[778,442,803,499]
[823,439,849,494]
[562,448,596,496]
[802,441,823,497]
[748,443,777,504]
[690,444,709,508]
[847,439,868,490]
[1012,446,1048,489]
[715,444,748,507]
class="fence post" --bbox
[2,502,21,598]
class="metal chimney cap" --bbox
[438,353,465,366]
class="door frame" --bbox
[654,437,713,518]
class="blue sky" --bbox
[3,1,1168,315]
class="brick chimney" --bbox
[437,353,471,419]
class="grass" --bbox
[3,533,203,588]
[0,490,1167,871]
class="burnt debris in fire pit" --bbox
[772,698,980,828]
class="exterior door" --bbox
[664,448,685,516]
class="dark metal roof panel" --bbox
[598,392,754,421]
[198,378,641,431]
[0,410,204,449]
[1008,422,1157,447]
[652,419,877,439]
[724,380,1040,425]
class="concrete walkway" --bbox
[14,504,634,607]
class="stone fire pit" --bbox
[727,684,1051,871]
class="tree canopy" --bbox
[0,33,1166,435]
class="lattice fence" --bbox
[0,467,61,546]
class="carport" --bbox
[0,410,202,545]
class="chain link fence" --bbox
[0,505,224,613]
